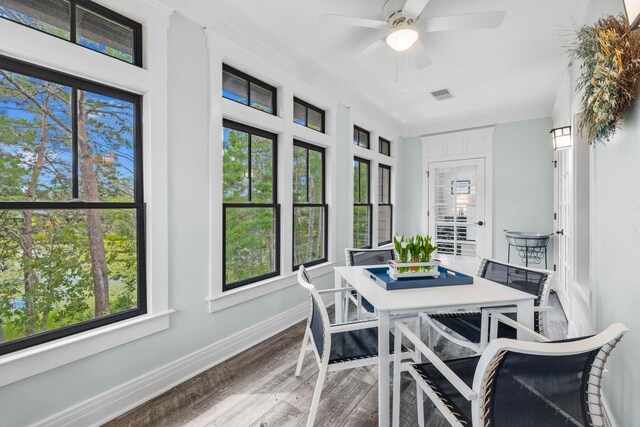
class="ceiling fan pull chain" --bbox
[405,50,409,93]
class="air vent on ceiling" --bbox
[431,89,453,101]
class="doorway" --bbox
[428,158,487,263]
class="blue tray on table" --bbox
[364,266,474,290]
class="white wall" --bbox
[492,118,555,264]
[396,136,423,237]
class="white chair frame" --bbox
[423,258,554,354]
[392,315,627,427]
[295,266,417,427]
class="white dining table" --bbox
[333,263,537,427]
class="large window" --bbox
[223,120,279,290]
[353,125,370,149]
[222,64,277,115]
[0,56,144,355]
[0,0,142,66]
[353,157,371,248]
[293,98,324,133]
[293,141,327,269]
[378,164,393,245]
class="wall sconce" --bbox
[624,0,640,30]
[550,126,572,150]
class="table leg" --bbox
[334,272,344,323]
[516,300,535,341]
[378,310,390,426]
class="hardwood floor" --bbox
[105,293,567,427]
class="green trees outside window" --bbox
[223,120,279,289]
[378,164,392,245]
[353,157,371,249]
[0,57,144,354]
[293,141,326,268]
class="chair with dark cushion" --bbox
[393,314,628,427]
[424,258,553,353]
[295,265,409,426]
[344,248,395,319]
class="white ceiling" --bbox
[172,0,593,136]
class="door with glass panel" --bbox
[428,158,486,262]
[554,147,572,304]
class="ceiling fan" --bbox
[322,0,506,69]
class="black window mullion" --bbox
[70,0,77,43]
[305,147,310,203]
[71,87,79,199]
[248,133,252,202]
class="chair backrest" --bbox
[345,248,395,266]
[474,323,627,427]
[297,266,331,362]
[477,258,552,332]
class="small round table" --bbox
[504,231,553,268]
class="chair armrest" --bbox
[489,313,551,342]
[482,305,552,314]
[329,319,378,333]
[395,321,476,400]
[317,287,353,295]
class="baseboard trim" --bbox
[32,294,334,427]
[601,391,618,427]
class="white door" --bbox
[428,158,486,263]
[554,148,572,305]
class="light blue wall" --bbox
[0,13,344,425]
[492,118,554,264]
[552,1,640,423]
[591,100,640,427]
[396,136,423,237]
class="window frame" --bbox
[222,64,278,116]
[377,163,393,246]
[222,119,280,291]
[379,137,391,156]
[0,0,143,67]
[353,156,372,249]
[293,97,325,133]
[353,125,370,149]
[0,54,146,356]
[292,140,328,270]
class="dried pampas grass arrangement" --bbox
[570,14,640,144]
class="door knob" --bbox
[556,229,564,235]
[475,221,484,226]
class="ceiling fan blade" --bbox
[422,11,506,32]
[409,35,433,70]
[321,14,388,29]
[341,38,387,64]
[402,0,432,19]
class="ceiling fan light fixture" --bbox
[386,27,419,51]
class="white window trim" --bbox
[348,111,399,249]
[206,29,339,312]
[0,0,173,387]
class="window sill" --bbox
[0,309,174,388]
[207,262,336,312]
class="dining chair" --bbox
[295,265,410,426]
[343,247,396,320]
[392,314,627,427]
[423,258,553,353]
